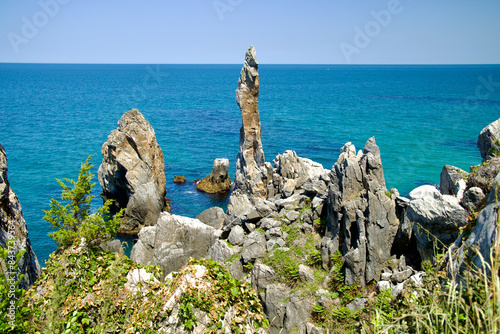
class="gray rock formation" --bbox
[405,185,467,262]
[468,158,500,195]
[233,46,270,199]
[477,118,500,161]
[324,138,400,285]
[0,144,40,289]
[440,165,468,197]
[196,158,231,193]
[268,150,330,199]
[241,231,267,264]
[196,206,226,230]
[451,171,500,275]
[98,109,167,235]
[460,187,486,213]
[130,212,217,277]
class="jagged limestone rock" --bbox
[324,137,399,285]
[0,144,40,289]
[233,46,270,199]
[196,158,231,193]
[98,109,167,235]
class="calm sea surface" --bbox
[1,63,499,264]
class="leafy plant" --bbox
[42,155,123,250]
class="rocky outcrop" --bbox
[405,185,467,262]
[324,138,400,285]
[130,212,218,277]
[477,118,500,161]
[468,158,500,195]
[0,144,40,289]
[196,158,231,193]
[98,109,167,235]
[233,46,270,199]
[440,165,468,198]
[268,150,330,199]
[451,171,500,275]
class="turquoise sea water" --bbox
[1,63,499,265]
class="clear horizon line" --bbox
[1,62,500,66]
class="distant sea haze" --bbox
[1,63,499,264]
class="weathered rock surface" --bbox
[477,118,500,161]
[196,206,226,230]
[405,185,467,262]
[98,109,167,235]
[452,171,500,275]
[130,212,217,277]
[468,158,500,195]
[241,231,266,264]
[196,158,231,193]
[233,46,270,199]
[440,165,468,197]
[461,187,486,213]
[0,144,41,289]
[324,138,400,285]
[260,284,313,334]
[267,150,329,199]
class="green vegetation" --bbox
[42,155,123,250]
[0,246,29,334]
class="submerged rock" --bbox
[233,46,270,199]
[196,158,231,193]
[477,118,500,161]
[98,109,167,235]
[0,144,41,289]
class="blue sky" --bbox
[0,0,499,64]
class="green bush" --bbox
[42,155,123,250]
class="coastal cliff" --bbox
[0,144,40,290]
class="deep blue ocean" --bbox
[1,63,499,265]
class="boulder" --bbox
[241,231,266,264]
[228,225,245,246]
[98,109,167,235]
[460,187,486,213]
[207,239,233,263]
[130,212,217,277]
[196,158,231,193]
[405,186,467,262]
[324,138,400,285]
[477,118,500,161]
[0,144,41,289]
[232,46,270,199]
[440,165,468,196]
[298,264,315,283]
[196,206,226,230]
